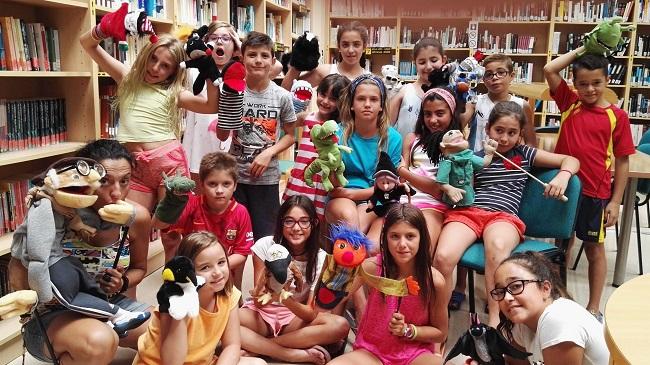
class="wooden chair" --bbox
[458,169,582,313]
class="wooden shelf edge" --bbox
[0,71,92,77]
[266,0,291,12]
[7,0,87,8]
[0,316,21,349]
[0,142,87,167]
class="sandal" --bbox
[448,290,465,311]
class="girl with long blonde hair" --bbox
[81,12,218,212]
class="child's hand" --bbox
[389,312,407,337]
[544,172,571,200]
[482,139,498,155]
[99,200,136,226]
[99,266,126,295]
[604,200,620,227]
[250,149,273,178]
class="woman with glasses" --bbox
[12,139,154,364]
[492,251,608,365]
[239,195,349,365]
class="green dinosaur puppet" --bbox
[579,17,635,57]
[303,120,352,192]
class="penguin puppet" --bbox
[445,313,531,365]
[156,256,206,320]
[251,244,304,305]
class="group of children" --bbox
[16,8,635,365]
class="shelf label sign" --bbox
[468,21,479,49]
[365,47,392,55]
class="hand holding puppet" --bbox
[95,1,158,45]
[366,151,414,217]
[316,224,420,309]
[437,130,497,206]
[10,158,149,336]
[180,25,221,95]
[304,120,352,191]
[154,170,196,224]
[251,244,304,305]
[291,79,313,113]
[0,290,38,320]
[580,17,634,57]
[445,313,531,365]
[425,51,484,104]
[216,59,247,131]
[157,256,205,319]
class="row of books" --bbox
[0,178,30,237]
[0,98,67,154]
[400,26,469,50]
[292,12,311,35]
[630,65,650,86]
[630,124,649,145]
[638,0,650,23]
[635,35,650,57]
[329,26,396,48]
[330,0,385,17]
[556,0,633,22]
[471,2,549,21]
[97,0,167,20]
[177,0,219,27]
[0,17,61,72]
[0,256,9,297]
[557,32,630,56]
[235,5,255,37]
[511,62,535,84]
[268,0,289,7]
[99,35,149,67]
[609,63,628,85]
[266,13,284,44]
[629,93,650,118]
[477,33,536,55]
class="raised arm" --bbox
[178,81,219,114]
[79,30,129,84]
[544,46,584,94]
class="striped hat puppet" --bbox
[217,60,246,131]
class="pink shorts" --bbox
[444,206,526,241]
[130,140,189,193]
[241,299,296,336]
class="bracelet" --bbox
[403,324,413,338]
[409,324,418,340]
[118,274,130,294]
[559,169,573,176]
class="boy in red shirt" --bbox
[155,152,254,289]
[544,46,635,321]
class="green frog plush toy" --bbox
[304,119,352,192]
[579,17,634,57]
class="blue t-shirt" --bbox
[336,126,402,189]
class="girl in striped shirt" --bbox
[432,101,579,327]
[282,74,351,222]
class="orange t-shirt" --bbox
[133,287,241,365]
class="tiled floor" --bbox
[10,204,650,365]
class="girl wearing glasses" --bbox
[433,101,579,328]
[492,251,609,365]
[239,195,349,365]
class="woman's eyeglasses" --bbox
[208,35,233,44]
[483,70,509,80]
[490,279,543,301]
[282,217,312,229]
[57,160,106,178]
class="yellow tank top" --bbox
[133,287,241,365]
[117,84,177,142]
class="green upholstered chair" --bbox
[458,169,582,313]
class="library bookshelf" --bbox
[325,0,650,139]
[0,0,312,360]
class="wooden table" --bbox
[604,274,650,364]
[612,151,650,287]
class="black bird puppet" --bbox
[180,25,221,95]
[157,256,205,320]
[445,313,531,365]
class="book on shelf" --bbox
[266,13,284,44]
[99,36,148,67]
[636,35,650,57]
[0,17,61,72]
[330,0,385,17]
[631,64,650,86]
[608,62,627,85]
[0,98,66,153]
[97,0,167,20]
[555,0,633,22]
[473,2,549,21]
[512,62,534,84]
[400,26,468,49]
[478,31,536,54]
[177,0,218,27]
[629,93,650,118]
[268,0,289,7]
[99,84,118,139]
[0,176,31,236]
[236,5,255,37]
[292,12,311,34]
[367,26,396,48]
[639,0,650,23]
[0,256,9,296]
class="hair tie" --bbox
[423,88,456,114]
[349,74,387,105]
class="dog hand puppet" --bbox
[180,25,221,95]
[304,120,352,192]
[445,313,531,365]
[437,130,497,206]
[290,32,320,72]
[157,256,205,320]
[252,244,304,305]
[96,1,158,44]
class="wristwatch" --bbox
[119,274,130,294]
